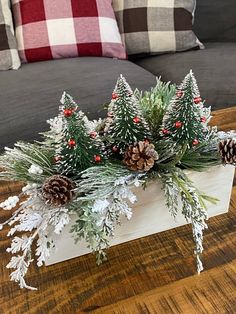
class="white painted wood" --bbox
[45,165,235,266]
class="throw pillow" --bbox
[11,0,126,62]
[112,0,203,56]
[0,0,21,70]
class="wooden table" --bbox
[0,107,235,314]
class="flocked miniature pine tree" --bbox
[105,75,151,153]
[56,92,103,175]
[161,70,211,148]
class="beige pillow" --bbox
[0,0,20,70]
[112,0,203,56]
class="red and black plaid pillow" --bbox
[11,0,126,63]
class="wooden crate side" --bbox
[45,166,235,265]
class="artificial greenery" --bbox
[137,77,176,139]
[71,164,137,264]
[56,92,104,175]
[105,75,151,153]
[162,70,211,148]
[180,142,221,171]
[0,71,235,290]
[0,142,54,183]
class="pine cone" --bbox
[219,139,236,164]
[42,175,75,206]
[123,141,159,172]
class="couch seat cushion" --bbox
[0,57,155,150]
[135,43,236,110]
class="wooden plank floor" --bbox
[0,107,235,314]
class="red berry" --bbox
[112,146,119,153]
[63,109,73,117]
[94,155,101,162]
[90,131,97,139]
[54,156,61,162]
[200,117,206,123]
[133,116,140,123]
[175,121,182,128]
[162,129,169,135]
[192,139,199,146]
[68,139,76,147]
[107,112,113,118]
[176,90,183,98]
[112,92,118,100]
[194,97,202,104]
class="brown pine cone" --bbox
[42,175,75,206]
[123,141,159,172]
[219,138,236,164]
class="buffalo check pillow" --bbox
[112,0,204,56]
[0,0,20,70]
[11,0,126,63]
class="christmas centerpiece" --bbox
[0,71,235,290]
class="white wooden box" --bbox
[45,165,235,266]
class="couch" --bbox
[135,0,236,110]
[0,0,235,150]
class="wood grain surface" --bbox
[0,106,235,314]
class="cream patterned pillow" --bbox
[112,0,203,56]
[0,0,20,70]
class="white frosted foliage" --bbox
[28,164,43,175]
[0,196,19,210]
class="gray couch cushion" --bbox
[194,0,236,42]
[0,57,155,150]
[135,43,236,110]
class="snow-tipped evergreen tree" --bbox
[161,70,211,148]
[56,92,103,175]
[105,75,151,153]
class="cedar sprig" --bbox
[137,78,176,139]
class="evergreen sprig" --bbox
[137,78,176,139]
[70,164,140,264]
[70,201,109,264]
[180,141,221,171]
[74,164,131,200]
[0,142,54,183]
[159,167,218,273]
